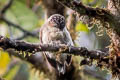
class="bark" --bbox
[0,35,107,59]
[107,0,120,50]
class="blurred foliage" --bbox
[82,0,107,7]
[4,64,20,80]
[5,0,39,38]
[0,24,8,36]
[76,21,89,33]
[0,0,110,80]
[6,0,39,30]
[0,51,10,76]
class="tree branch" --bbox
[57,0,113,22]
[57,0,120,35]
[0,35,111,78]
[0,35,108,59]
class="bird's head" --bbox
[48,14,66,30]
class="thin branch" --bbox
[0,17,39,39]
[0,35,108,59]
[0,0,13,15]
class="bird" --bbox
[39,14,74,74]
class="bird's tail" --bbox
[44,53,67,74]
[56,62,67,74]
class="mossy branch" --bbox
[0,35,108,59]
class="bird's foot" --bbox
[55,44,68,55]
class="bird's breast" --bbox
[42,27,64,44]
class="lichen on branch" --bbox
[57,0,120,35]
[0,35,107,59]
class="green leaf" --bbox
[76,22,89,33]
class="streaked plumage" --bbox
[39,14,73,74]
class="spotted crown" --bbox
[48,14,66,30]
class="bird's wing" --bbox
[63,27,74,66]
[63,27,74,46]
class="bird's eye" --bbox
[54,25,59,28]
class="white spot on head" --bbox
[48,14,66,30]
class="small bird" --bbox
[39,14,74,74]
